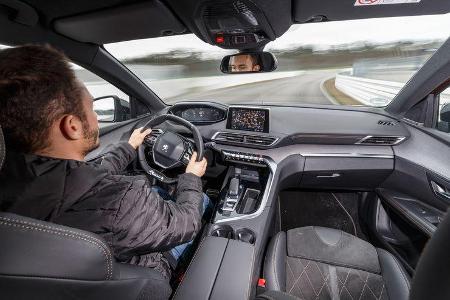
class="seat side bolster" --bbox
[264,231,287,291]
[377,248,410,300]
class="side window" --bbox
[73,64,131,122]
[436,86,450,134]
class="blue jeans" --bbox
[152,187,211,261]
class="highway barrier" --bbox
[336,72,450,107]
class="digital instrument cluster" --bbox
[170,104,227,124]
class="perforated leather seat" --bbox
[0,127,171,300]
[264,226,410,300]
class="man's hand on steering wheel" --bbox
[137,114,205,183]
[186,152,207,177]
[128,127,152,149]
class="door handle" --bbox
[316,173,341,178]
[431,181,450,200]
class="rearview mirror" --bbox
[220,52,277,74]
[93,95,130,122]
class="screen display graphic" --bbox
[228,107,269,132]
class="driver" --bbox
[0,44,208,279]
[229,54,261,72]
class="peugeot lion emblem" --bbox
[162,144,169,152]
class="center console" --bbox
[174,150,277,300]
[214,163,270,223]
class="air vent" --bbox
[378,120,397,126]
[213,132,278,147]
[357,136,405,145]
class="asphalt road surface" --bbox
[166,70,337,105]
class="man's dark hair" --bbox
[0,44,84,153]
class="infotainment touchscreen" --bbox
[227,107,269,133]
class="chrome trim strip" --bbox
[214,157,277,224]
[301,153,394,159]
[211,131,279,147]
[355,135,406,145]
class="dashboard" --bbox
[165,102,410,149]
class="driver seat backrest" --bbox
[0,127,171,300]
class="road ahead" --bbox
[166,70,337,105]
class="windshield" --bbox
[104,14,450,107]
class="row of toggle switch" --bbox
[222,150,265,164]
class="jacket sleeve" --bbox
[111,172,203,260]
[93,142,136,175]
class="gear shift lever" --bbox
[223,168,242,214]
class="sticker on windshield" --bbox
[355,0,421,6]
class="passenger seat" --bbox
[264,226,410,300]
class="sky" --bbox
[106,14,450,60]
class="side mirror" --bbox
[220,52,277,74]
[440,103,450,122]
[93,95,130,122]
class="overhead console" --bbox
[165,0,292,50]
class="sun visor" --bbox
[54,1,187,44]
[293,0,450,23]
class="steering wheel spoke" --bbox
[138,115,204,183]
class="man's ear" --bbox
[253,64,261,72]
[59,115,83,140]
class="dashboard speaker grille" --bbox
[378,120,397,126]
[213,132,278,147]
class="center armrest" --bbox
[174,236,255,300]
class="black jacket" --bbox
[0,142,204,278]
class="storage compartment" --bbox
[301,157,393,190]
[236,188,260,214]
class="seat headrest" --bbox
[0,126,5,171]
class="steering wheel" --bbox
[138,114,204,183]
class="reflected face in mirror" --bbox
[229,54,261,73]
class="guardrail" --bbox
[335,72,450,106]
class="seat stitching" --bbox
[303,262,318,296]
[339,269,353,299]
[288,260,310,294]
[355,269,376,299]
[377,284,385,300]
[0,216,113,264]
[357,272,369,300]
[287,258,307,299]
[0,220,112,280]
[313,265,330,300]
[315,260,332,299]
[0,216,110,252]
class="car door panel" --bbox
[373,123,450,270]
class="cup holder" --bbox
[235,228,256,244]
[211,226,256,244]
[211,225,234,239]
